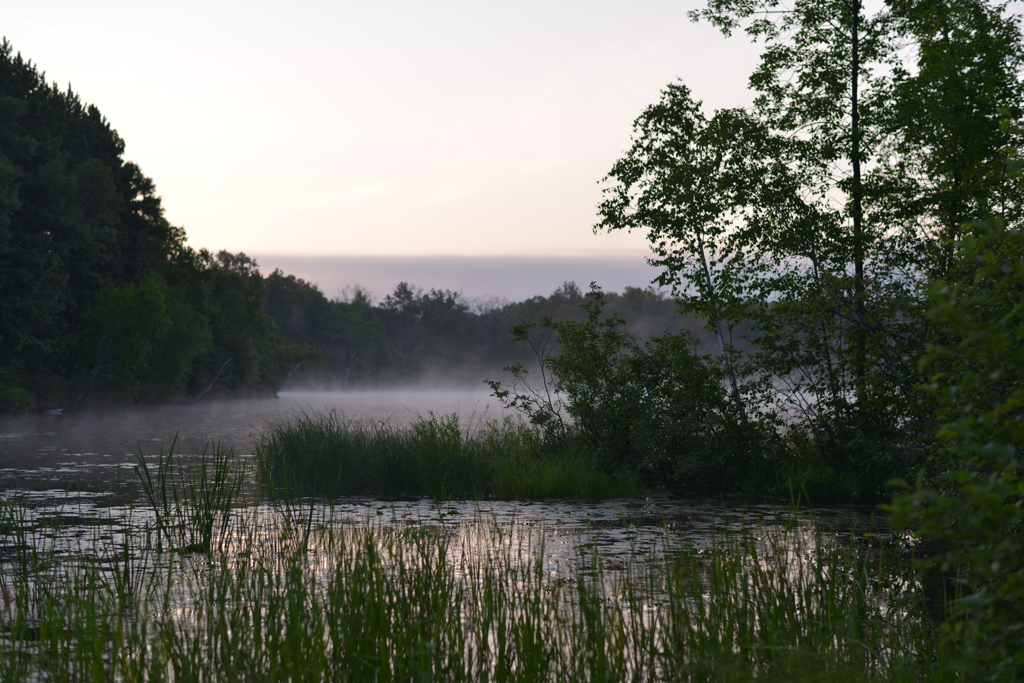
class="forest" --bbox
[0,38,705,411]
[0,40,317,410]
[262,273,720,387]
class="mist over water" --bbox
[0,388,500,491]
[0,388,892,626]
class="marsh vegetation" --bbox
[0,443,947,682]
[255,411,639,501]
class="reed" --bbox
[255,410,639,500]
[0,490,950,682]
[134,435,244,553]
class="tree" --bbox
[599,1,1024,482]
[381,281,421,361]
[333,287,385,386]
[488,285,755,490]
[878,0,1024,278]
[0,41,324,409]
[73,279,211,405]
[687,0,899,410]
[0,39,190,407]
[597,83,772,405]
[186,251,299,400]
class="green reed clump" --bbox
[490,439,639,499]
[661,532,946,681]
[0,496,157,682]
[255,410,639,499]
[135,436,244,553]
[0,493,951,683]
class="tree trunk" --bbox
[191,357,233,404]
[850,0,867,406]
[695,232,744,411]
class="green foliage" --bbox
[596,83,761,330]
[254,410,638,500]
[134,437,244,554]
[262,268,710,389]
[888,218,1024,679]
[589,6,1024,665]
[0,491,946,682]
[73,279,209,405]
[489,285,760,492]
[0,381,29,412]
[590,0,1024,498]
[490,440,639,499]
[264,271,384,386]
[880,0,1024,276]
[0,41,312,409]
[378,282,517,382]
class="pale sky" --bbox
[3,0,762,261]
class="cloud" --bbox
[253,253,664,301]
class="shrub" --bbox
[888,218,1024,679]
[488,285,759,492]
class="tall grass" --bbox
[0,490,949,682]
[0,429,955,681]
[134,436,244,553]
[255,410,640,500]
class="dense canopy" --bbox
[0,40,311,410]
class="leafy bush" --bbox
[0,382,30,412]
[888,218,1024,679]
[489,285,759,492]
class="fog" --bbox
[0,389,502,491]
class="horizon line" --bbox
[246,249,656,261]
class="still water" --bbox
[0,389,892,576]
[0,392,922,683]
[0,389,503,492]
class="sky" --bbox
[2,0,762,297]
[255,253,664,304]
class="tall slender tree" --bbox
[600,0,1024,463]
[596,84,771,406]
[692,0,894,403]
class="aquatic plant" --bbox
[134,435,244,553]
[255,410,639,500]
[0,492,950,682]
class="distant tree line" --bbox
[263,273,707,388]
[0,39,700,412]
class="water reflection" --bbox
[2,493,890,584]
[0,389,891,579]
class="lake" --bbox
[0,389,891,574]
[0,389,504,492]
[1,391,929,681]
